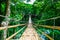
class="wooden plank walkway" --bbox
[20,23,42,40]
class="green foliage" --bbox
[1,3,5,12]
[0,0,60,40]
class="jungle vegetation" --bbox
[0,0,60,40]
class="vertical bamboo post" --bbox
[1,0,10,40]
[53,19,55,40]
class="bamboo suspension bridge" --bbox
[1,0,60,40]
[20,15,42,40]
[0,14,60,40]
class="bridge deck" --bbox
[20,24,42,40]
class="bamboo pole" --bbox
[1,0,10,40]
[6,26,26,40]
[0,24,25,30]
[34,16,60,22]
[34,24,60,30]
[37,29,54,40]
[34,26,54,40]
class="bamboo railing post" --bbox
[1,21,8,40]
[1,0,10,40]
[53,19,55,39]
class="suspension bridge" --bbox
[0,15,60,40]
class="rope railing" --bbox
[33,26,54,40]
[37,29,54,40]
[0,15,60,22]
[0,15,6,18]
[6,26,26,40]
[0,24,25,30]
[0,14,23,22]
[34,24,60,30]
[35,16,60,22]
[10,15,25,21]
[0,14,25,22]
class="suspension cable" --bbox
[0,13,25,22]
[10,14,25,21]
[35,16,60,22]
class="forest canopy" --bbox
[0,0,60,40]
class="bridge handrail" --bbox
[37,29,54,40]
[0,24,25,30]
[0,15,6,17]
[6,26,26,40]
[35,16,60,22]
[33,26,54,40]
[34,24,60,30]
